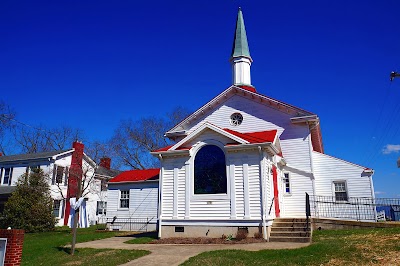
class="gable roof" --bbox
[169,122,249,151]
[95,166,121,178]
[0,149,73,164]
[153,123,279,153]
[109,168,160,183]
[166,85,316,137]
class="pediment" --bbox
[166,85,316,138]
[152,122,280,155]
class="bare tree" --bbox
[85,140,113,165]
[0,101,16,155]
[12,125,84,154]
[46,126,82,151]
[109,106,190,169]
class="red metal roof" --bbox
[109,168,159,183]
[223,128,277,144]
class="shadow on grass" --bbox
[54,246,79,255]
[117,231,158,238]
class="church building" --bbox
[151,8,375,239]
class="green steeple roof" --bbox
[230,8,252,60]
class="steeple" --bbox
[230,8,254,90]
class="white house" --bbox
[106,169,159,231]
[150,8,375,239]
[0,142,119,226]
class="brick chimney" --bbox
[64,141,84,225]
[0,152,2,156]
[99,157,111,170]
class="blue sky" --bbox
[1,0,400,196]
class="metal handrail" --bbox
[106,216,156,231]
[268,197,276,216]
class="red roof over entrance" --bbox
[109,168,159,183]
[223,128,277,143]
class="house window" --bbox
[56,166,65,184]
[283,173,290,193]
[194,145,227,194]
[2,167,13,185]
[120,190,129,208]
[29,165,41,174]
[334,182,348,201]
[97,201,107,215]
[53,200,61,217]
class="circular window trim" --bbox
[230,112,243,126]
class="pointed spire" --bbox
[230,8,255,90]
[231,7,252,61]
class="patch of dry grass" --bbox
[182,227,400,266]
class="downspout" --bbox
[307,122,317,218]
[158,154,164,238]
[258,146,268,241]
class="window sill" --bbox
[190,194,230,201]
[283,193,292,197]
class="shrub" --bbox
[235,227,248,240]
[254,231,263,239]
[2,170,56,232]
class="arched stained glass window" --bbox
[194,145,227,194]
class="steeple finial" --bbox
[230,8,254,90]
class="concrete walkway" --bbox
[75,236,310,266]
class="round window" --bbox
[230,113,243,126]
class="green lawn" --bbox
[22,226,149,266]
[182,228,400,266]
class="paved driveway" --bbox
[75,237,309,266]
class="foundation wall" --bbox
[312,218,400,230]
[161,225,263,238]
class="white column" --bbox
[185,162,190,219]
[173,167,178,219]
[229,163,236,219]
[243,163,250,219]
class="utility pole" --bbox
[390,71,400,81]
[390,71,400,168]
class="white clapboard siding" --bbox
[106,183,158,220]
[189,199,231,219]
[129,183,158,219]
[248,161,261,219]
[185,95,304,138]
[234,163,244,218]
[280,169,314,218]
[161,165,174,219]
[280,137,312,172]
[106,189,120,219]
[312,152,373,198]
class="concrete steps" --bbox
[269,218,311,243]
